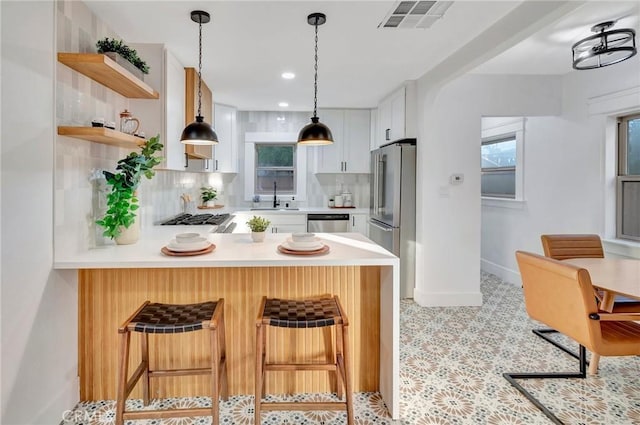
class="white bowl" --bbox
[175,232,201,243]
[281,241,324,251]
[291,233,316,243]
[168,238,209,252]
[286,237,321,248]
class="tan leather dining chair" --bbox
[536,235,640,362]
[506,251,640,424]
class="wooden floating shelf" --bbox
[57,127,146,149]
[57,53,159,99]
[186,152,210,160]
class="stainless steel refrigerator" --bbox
[369,139,416,298]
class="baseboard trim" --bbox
[481,259,521,285]
[413,288,483,307]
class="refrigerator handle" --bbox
[369,219,393,232]
[377,154,385,215]
[372,154,378,212]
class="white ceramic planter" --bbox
[251,231,266,243]
[115,215,140,245]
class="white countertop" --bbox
[54,228,396,269]
[231,207,369,214]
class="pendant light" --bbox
[297,13,333,145]
[181,10,218,145]
[572,21,637,70]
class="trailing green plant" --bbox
[96,135,163,239]
[200,186,217,204]
[246,216,270,232]
[96,37,150,74]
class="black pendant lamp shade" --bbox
[181,10,218,145]
[572,21,637,70]
[298,117,333,145]
[297,12,333,145]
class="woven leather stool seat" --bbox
[261,297,343,328]
[255,295,354,425]
[115,300,228,425]
[128,301,217,333]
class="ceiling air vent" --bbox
[378,1,453,29]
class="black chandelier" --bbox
[297,13,333,145]
[572,21,637,70]
[181,10,218,145]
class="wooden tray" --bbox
[161,244,216,256]
[277,244,330,256]
[197,205,225,210]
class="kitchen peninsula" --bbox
[54,230,400,420]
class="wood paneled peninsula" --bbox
[54,229,400,420]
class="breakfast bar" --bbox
[54,230,400,420]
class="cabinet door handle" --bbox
[184,153,189,168]
[385,128,391,141]
[344,162,347,172]
[352,216,355,226]
[215,160,219,171]
[204,159,209,170]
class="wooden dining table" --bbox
[563,257,640,374]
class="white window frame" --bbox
[616,112,640,241]
[588,85,639,257]
[481,117,525,205]
[244,132,307,201]
[254,143,297,195]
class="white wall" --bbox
[481,56,640,283]
[414,74,563,306]
[1,1,79,423]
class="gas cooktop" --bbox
[160,213,231,226]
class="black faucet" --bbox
[273,181,279,208]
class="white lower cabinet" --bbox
[350,213,369,237]
[232,213,306,234]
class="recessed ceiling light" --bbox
[278,102,289,108]
[281,72,295,79]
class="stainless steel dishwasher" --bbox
[307,213,350,233]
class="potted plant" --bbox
[96,135,163,244]
[246,216,270,242]
[200,186,218,207]
[96,37,150,80]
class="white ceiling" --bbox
[84,1,639,110]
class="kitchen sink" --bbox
[250,208,300,211]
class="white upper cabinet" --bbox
[212,103,238,173]
[129,44,195,171]
[374,81,417,149]
[313,109,371,173]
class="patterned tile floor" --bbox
[66,273,640,424]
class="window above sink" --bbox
[243,132,308,202]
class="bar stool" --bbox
[255,295,354,424]
[115,300,228,425]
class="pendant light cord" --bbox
[313,20,319,119]
[197,16,203,118]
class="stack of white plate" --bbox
[167,233,210,252]
[281,233,324,251]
